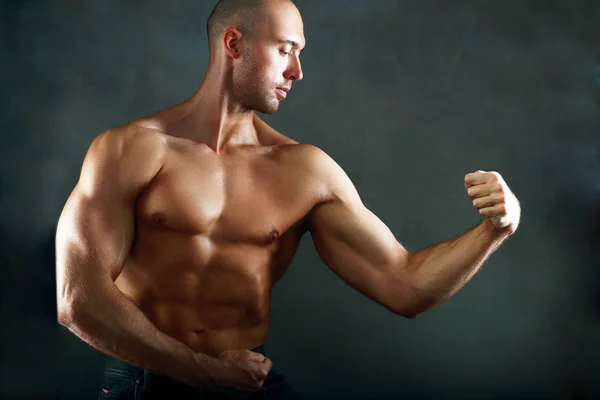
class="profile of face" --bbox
[229,1,305,114]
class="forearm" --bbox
[58,286,214,386]
[403,219,511,315]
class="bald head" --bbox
[207,0,268,56]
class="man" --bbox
[55,0,521,399]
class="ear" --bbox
[222,28,244,59]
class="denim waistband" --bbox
[104,344,267,380]
[250,344,266,356]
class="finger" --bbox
[467,183,502,199]
[257,358,272,374]
[478,204,507,218]
[250,365,269,380]
[263,358,273,371]
[473,193,504,208]
[467,185,490,199]
[246,351,266,363]
[464,170,489,187]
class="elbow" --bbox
[390,286,433,320]
[56,283,76,326]
[56,294,87,328]
[394,307,421,320]
[57,300,77,327]
[403,310,421,319]
[398,297,441,319]
[56,278,92,328]
[390,297,422,319]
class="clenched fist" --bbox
[209,349,273,392]
[465,170,521,234]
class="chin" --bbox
[252,99,280,114]
[261,105,280,114]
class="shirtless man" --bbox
[55,0,521,399]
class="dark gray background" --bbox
[1,0,599,399]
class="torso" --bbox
[114,114,323,356]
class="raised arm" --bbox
[306,147,519,318]
[55,127,211,386]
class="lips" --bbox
[276,88,288,98]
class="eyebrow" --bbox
[280,39,305,51]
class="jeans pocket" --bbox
[98,371,142,400]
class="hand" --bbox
[465,170,521,234]
[208,349,273,391]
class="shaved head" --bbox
[207,0,268,56]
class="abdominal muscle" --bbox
[115,227,278,357]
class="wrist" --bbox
[482,218,512,241]
[192,351,221,386]
[174,347,215,387]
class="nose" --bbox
[285,55,303,82]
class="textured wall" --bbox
[1,0,599,399]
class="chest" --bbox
[135,146,313,246]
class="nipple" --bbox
[268,229,280,242]
[151,212,166,225]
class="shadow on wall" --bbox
[591,200,600,317]
[596,65,600,107]
[25,227,60,323]
[3,0,47,53]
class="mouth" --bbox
[276,87,289,98]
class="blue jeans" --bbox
[97,345,302,399]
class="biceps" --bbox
[308,200,410,305]
[310,200,405,267]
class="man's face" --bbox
[232,2,305,114]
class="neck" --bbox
[166,57,259,154]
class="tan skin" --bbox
[56,0,520,393]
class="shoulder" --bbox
[80,123,168,195]
[276,143,361,204]
[276,143,333,168]
[90,122,168,157]
[252,114,360,202]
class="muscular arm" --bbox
[305,146,510,318]
[55,128,212,385]
[400,219,509,315]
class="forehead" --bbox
[259,2,305,48]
